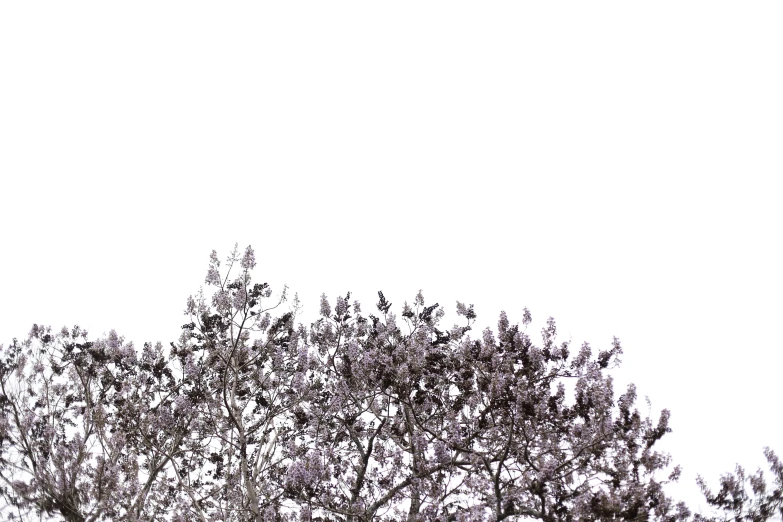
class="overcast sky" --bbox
[1,2,781,517]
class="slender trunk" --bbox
[404,405,421,522]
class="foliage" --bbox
[0,245,777,522]
[693,448,783,522]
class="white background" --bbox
[1,2,781,518]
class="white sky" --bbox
[1,2,781,518]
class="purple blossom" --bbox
[209,249,220,267]
[205,249,222,285]
[206,266,221,286]
[241,245,256,270]
[259,312,271,331]
[285,452,327,492]
[291,372,306,393]
[537,457,557,481]
[185,294,197,314]
[319,293,331,318]
[232,284,247,309]
[574,341,592,368]
[120,343,136,363]
[212,289,230,310]
[297,344,309,369]
[107,329,121,350]
[433,440,450,465]
[497,310,509,335]
[335,296,347,317]
[184,355,199,379]
[173,395,192,415]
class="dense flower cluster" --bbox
[1,245,779,522]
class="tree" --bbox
[0,326,178,521]
[694,448,783,522]
[152,245,311,522]
[291,289,690,522]
[286,290,476,521]
[0,244,777,522]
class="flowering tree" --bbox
[1,244,779,522]
[158,245,312,522]
[291,289,691,522]
[0,326,179,521]
[286,290,476,521]
[439,312,691,522]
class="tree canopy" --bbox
[1,245,780,522]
